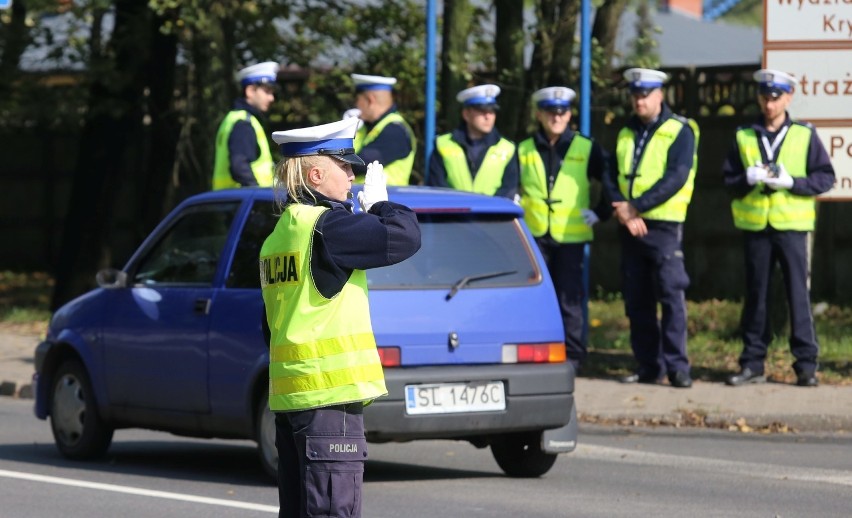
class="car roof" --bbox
[182,186,524,216]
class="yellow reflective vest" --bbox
[731,123,815,231]
[260,204,387,411]
[435,134,515,196]
[354,112,416,186]
[212,110,274,190]
[615,117,699,222]
[519,134,593,243]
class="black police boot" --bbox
[619,372,663,385]
[725,367,766,386]
[796,371,818,387]
[669,371,692,388]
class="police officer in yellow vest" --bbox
[722,69,835,388]
[350,73,416,186]
[519,86,610,371]
[211,62,278,190]
[262,117,420,517]
[427,84,519,198]
[603,68,698,389]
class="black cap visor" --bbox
[758,85,785,99]
[286,147,367,174]
[467,103,500,112]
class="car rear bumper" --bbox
[364,362,574,441]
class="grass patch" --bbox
[0,271,53,334]
[586,297,852,385]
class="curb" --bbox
[580,410,852,434]
[0,380,33,399]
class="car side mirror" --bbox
[96,268,128,289]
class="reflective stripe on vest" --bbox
[260,204,387,411]
[435,134,515,196]
[354,113,416,186]
[731,124,815,231]
[518,135,593,243]
[615,117,699,222]
[212,110,274,190]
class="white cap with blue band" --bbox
[754,69,797,97]
[623,68,668,93]
[457,84,501,108]
[272,118,366,171]
[237,62,280,87]
[533,86,576,112]
[351,74,397,92]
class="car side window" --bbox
[132,202,239,286]
[227,201,278,289]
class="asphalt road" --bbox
[1,398,851,517]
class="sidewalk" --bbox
[2,329,850,433]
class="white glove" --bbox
[357,160,388,212]
[763,164,794,190]
[581,209,600,227]
[342,108,364,130]
[746,165,767,186]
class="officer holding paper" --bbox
[722,69,835,387]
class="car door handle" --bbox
[194,298,211,315]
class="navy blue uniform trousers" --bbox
[739,229,818,375]
[276,403,368,518]
[620,222,690,378]
[536,238,586,368]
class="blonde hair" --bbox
[272,155,329,211]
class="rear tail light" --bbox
[377,347,401,367]
[501,343,566,364]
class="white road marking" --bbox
[0,469,278,513]
[574,444,852,487]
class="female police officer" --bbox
[260,117,421,517]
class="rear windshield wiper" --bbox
[446,270,518,301]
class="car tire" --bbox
[256,389,278,482]
[50,359,113,460]
[490,431,558,478]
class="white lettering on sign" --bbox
[817,127,852,201]
[767,0,852,42]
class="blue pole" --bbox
[424,0,437,183]
[580,0,592,348]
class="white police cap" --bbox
[532,86,576,113]
[272,118,365,170]
[457,84,501,108]
[753,69,797,97]
[236,61,280,87]
[351,74,397,92]
[623,68,668,93]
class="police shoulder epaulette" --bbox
[791,120,814,130]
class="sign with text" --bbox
[817,126,852,200]
[766,0,852,44]
[764,48,852,123]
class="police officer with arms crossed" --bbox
[518,86,610,372]
[350,73,417,186]
[261,117,421,518]
[427,84,519,198]
[722,69,835,387]
[603,68,699,389]
[212,61,279,190]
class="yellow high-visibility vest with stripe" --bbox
[354,113,416,186]
[731,124,815,231]
[260,204,387,411]
[212,110,274,190]
[615,117,699,222]
[518,135,593,243]
[435,134,515,196]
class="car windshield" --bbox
[367,213,540,289]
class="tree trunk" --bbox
[52,0,153,309]
[591,0,629,81]
[0,0,30,95]
[494,0,526,141]
[439,0,473,133]
[528,0,579,107]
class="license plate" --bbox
[404,381,505,415]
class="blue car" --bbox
[35,186,577,479]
